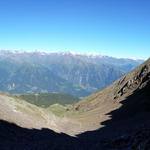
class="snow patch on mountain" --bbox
[0,49,144,61]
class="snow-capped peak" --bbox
[0,49,144,61]
[55,51,103,58]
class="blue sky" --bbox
[0,0,149,59]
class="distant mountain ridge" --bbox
[0,50,144,59]
[0,50,144,97]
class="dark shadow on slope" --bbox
[0,119,106,150]
[0,120,81,150]
[76,79,150,149]
[101,79,150,134]
[1,81,150,150]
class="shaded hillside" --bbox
[98,75,150,150]
[76,58,150,150]
[0,92,82,135]
[0,120,80,150]
[15,93,80,108]
[66,58,150,134]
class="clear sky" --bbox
[0,0,149,59]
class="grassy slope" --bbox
[0,91,85,135]
[0,92,48,127]
[13,93,80,108]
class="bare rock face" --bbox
[114,61,150,99]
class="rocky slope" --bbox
[71,58,150,112]
[67,58,150,133]
[0,92,83,136]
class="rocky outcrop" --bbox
[114,62,150,99]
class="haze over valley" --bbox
[0,50,143,97]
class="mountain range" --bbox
[0,50,143,97]
[0,56,149,149]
